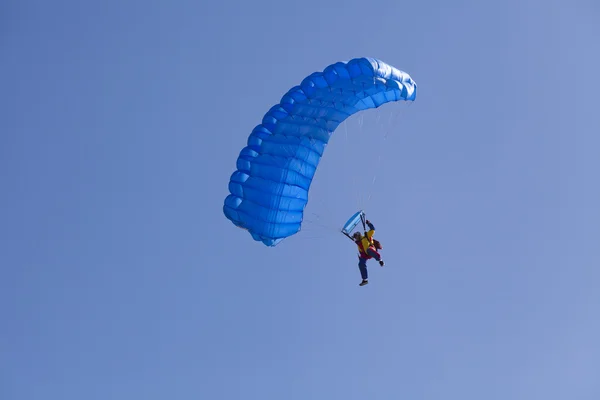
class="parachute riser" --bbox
[342,230,355,242]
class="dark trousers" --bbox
[358,248,381,280]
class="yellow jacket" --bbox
[355,221,376,256]
[358,229,375,253]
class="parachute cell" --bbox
[223,57,417,246]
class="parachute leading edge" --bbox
[223,57,417,246]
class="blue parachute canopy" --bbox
[224,57,417,246]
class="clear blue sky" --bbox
[2,1,599,399]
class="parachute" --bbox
[223,57,417,246]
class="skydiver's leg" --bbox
[366,248,380,260]
[366,248,384,266]
[358,257,368,285]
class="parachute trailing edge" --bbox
[223,57,417,246]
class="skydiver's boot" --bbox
[379,260,385,267]
[359,279,369,286]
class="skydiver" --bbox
[352,219,384,286]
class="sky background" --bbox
[2,0,600,399]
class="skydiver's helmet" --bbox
[353,232,362,240]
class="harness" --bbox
[343,212,382,255]
[355,234,377,258]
